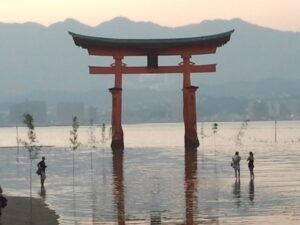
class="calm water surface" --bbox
[0,121,300,224]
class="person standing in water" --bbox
[232,152,241,180]
[37,156,47,187]
[247,152,255,180]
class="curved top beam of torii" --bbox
[68,30,234,56]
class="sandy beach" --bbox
[0,196,59,225]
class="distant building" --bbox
[280,101,300,120]
[56,102,85,125]
[289,101,300,120]
[0,110,8,125]
[267,101,281,119]
[9,101,47,125]
[87,106,99,124]
[246,100,268,120]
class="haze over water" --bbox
[0,121,300,224]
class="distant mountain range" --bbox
[0,17,299,106]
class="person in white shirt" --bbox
[232,151,241,180]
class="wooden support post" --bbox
[182,55,200,148]
[110,55,124,150]
[114,55,123,88]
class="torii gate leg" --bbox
[182,55,200,148]
[110,56,124,150]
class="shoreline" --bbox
[1,196,59,225]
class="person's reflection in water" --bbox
[249,179,255,203]
[112,149,125,225]
[232,180,241,207]
[184,147,198,225]
[38,187,46,199]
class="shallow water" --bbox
[0,121,300,224]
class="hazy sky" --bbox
[1,0,299,31]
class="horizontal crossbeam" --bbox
[89,64,216,74]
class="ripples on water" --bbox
[0,121,300,224]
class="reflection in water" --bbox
[249,179,255,203]
[89,167,97,224]
[184,148,198,225]
[73,188,77,225]
[150,180,162,225]
[38,187,46,199]
[112,149,125,225]
[232,180,241,207]
[1,123,300,224]
[150,210,162,225]
[2,148,300,224]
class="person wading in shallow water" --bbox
[37,156,47,188]
[232,152,241,180]
[247,152,255,180]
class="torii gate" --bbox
[69,30,234,150]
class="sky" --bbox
[1,0,300,31]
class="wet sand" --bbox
[0,196,59,225]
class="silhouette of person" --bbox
[0,186,7,216]
[0,186,3,216]
[232,152,241,180]
[37,156,47,187]
[247,152,254,180]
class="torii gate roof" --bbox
[69,30,234,56]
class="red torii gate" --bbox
[69,30,234,150]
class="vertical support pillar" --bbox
[181,55,200,148]
[183,86,200,147]
[110,55,124,150]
